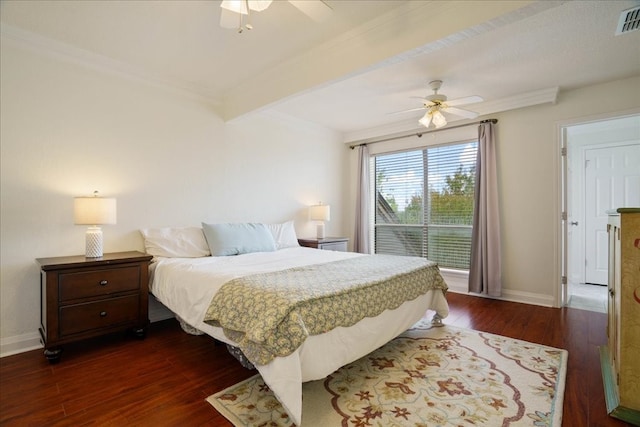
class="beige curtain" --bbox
[354,144,371,253]
[469,121,502,296]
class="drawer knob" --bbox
[99,280,108,286]
[100,311,107,317]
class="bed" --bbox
[142,223,449,425]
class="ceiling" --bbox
[2,0,639,140]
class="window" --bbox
[373,140,477,269]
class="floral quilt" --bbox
[204,254,448,365]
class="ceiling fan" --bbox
[394,80,483,129]
[220,0,332,33]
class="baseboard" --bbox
[0,332,42,358]
[447,287,556,307]
[501,289,555,307]
[441,270,556,307]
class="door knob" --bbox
[570,221,579,226]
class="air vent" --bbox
[616,6,640,35]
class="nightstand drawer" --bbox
[59,295,140,336]
[59,266,141,301]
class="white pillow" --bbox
[266,220,300,249]
[202,222,277,256]
[140,227,211,258]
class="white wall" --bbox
[347,75,640,307]
[0,38,348,355]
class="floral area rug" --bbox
[206,321,567,426]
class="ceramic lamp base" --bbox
[85,226,103,258]
[316,222,325,239]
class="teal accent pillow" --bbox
[202,222,277,256]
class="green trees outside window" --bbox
[374,141,477,269]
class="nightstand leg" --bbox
[44,348,62,364]
[132,326,147,339]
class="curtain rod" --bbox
[348,118,498,149]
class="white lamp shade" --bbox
[74,197,117,225]
[418,111,432,128]
[432,110,447,128]
[220,0,272,14]
[309,204,330,222]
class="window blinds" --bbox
[374,141,477,269]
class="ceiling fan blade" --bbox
[445,106,479,119]
[445,95,483,107]
[410,96,437,104]
[220,7,241,29]
[288,0,333,22]
[388,106,427,115]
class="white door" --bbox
[584,143,640,284]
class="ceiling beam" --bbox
[220,1,538,122]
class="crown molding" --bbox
[471,87,559,116]
[343,87,560,143]
[343,118,422,144]
[1,24,221,109]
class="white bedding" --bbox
[150,247,449,425]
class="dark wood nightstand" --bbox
[298,237,349,252]
[36,251,153,363]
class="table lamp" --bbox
[309,203,330,239]
[74,191,117,258]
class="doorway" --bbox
[562,114,640,312]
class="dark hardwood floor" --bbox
[0,292,632,426]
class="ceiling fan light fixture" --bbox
[220,0,272,15]
[418,111,432,128]
[398,80,481,127]
[432,109,447,128]
[221,0,246,14]
[248,0,272,12]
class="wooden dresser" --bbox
[37,251,153,363]
[601,208,640,424]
